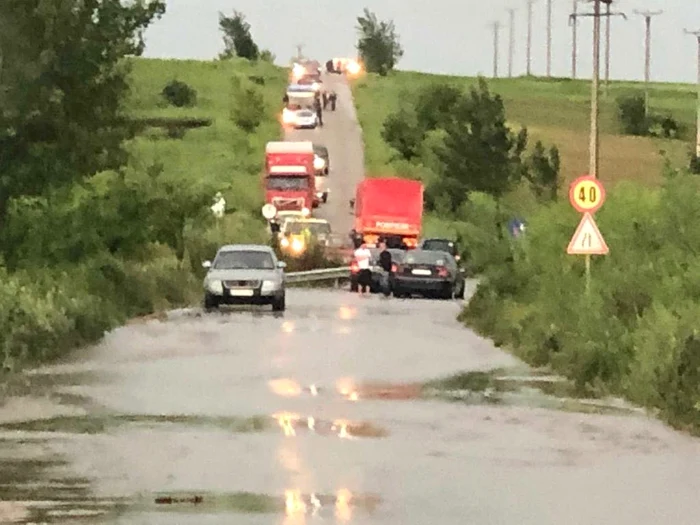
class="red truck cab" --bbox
[264,141,317,213]
[352,177,424,248]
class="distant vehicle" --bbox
[419,238,461,261]
[293,109,318,129]
[350,247,406,293]
[264,141,316,213]
[391,249,466,299]
[313,144,330,175]
[351,177,424,249]
[279,219,332,255]
[202,244,287,311]
[313,144,330,204]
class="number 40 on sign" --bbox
[567,175,609,255]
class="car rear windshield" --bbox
[422,240,455,254]
[214,250,274,270]
[266,176,309,191]
[403,250,449,266]
[286,222,331,235]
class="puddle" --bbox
[140,489,382,516]
[0,413,388,439]
[423,368,643,416]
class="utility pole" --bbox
[569,1,627,178]
[492,21,501,78]
[571,0,579,78]
[296,44,303,60]
[604,1,611,95]
[546,0,552,76]
[508,8,516,77]
[526,0,536,75]
[685,29,700,157]
[634,10,662,116]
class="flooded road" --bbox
[1,289,700,524]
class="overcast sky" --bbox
[142,0,700,83]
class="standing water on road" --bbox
[1,289,700,524]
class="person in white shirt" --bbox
[353,242,372,294]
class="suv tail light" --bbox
[437,266,449,277]
[391,263,398,273]
[350,261,359,273]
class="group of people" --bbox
[352,238,394,297]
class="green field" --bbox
[351,71,697,187]
[126,58,287,218]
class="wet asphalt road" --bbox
[2,290,700,524]
[285,72,364,235]
[2,74,700,524]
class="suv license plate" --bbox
[229,289,254,296]
[412,269,432,276]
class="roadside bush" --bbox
[462,169,700,432]
[230,77,266,132]
[161,79,198,108]
[616,93,681,139]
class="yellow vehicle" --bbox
[279,219,332,255]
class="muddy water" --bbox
[1,288,700,524]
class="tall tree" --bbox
[356,8,403,76]
[218,11,259,60]
[0,0,165,227]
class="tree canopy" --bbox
[0,0,166,226]
[218,10,260,60]
[356,8,403,76]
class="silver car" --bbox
[202,245,287,311]
[294,109,318,129]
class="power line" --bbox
[634,9,663,115]
[684,29,700,157]
[507,8,516,78]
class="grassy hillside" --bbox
[126,58,287,218]
[351,71,697,187]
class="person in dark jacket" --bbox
[377,240,393,296]
[329,91,337,111]
[322,92,328,110]
[314,98,323,126]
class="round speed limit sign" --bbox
[569,175,605,214]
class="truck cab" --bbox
[264,141,316,213]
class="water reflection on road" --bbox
[1,289,700,524]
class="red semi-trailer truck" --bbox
[352,177,424,248]
[264,141,317,214]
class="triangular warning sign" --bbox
[567,212,609,255]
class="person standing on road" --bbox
[322,91,328,110]
[314,98,323,127]
[377,240,393,297]
[329,91,337,111]
[353,242,372,295]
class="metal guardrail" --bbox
[285,267,351,283]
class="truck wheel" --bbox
[272,294,286,312]
[324,167,329,175]
[204,293,220,311]
[322,193,328,203]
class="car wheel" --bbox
[322,193,328,203]
[324,167,329,175]
[203,293,220,311]
[272,294,286,312]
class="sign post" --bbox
[567,175,608,294]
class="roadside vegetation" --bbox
[0,3,288,373]
[350,19,700,433]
